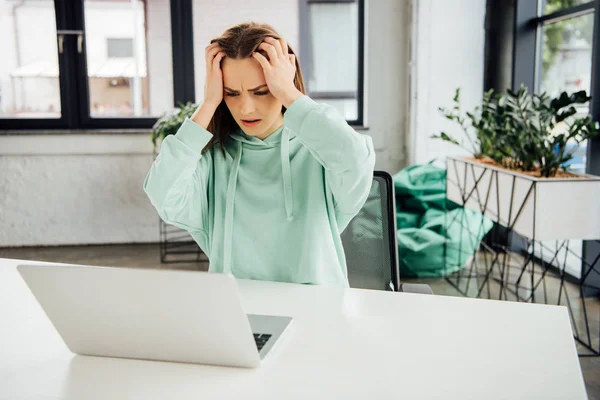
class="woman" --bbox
[144,22,375,287]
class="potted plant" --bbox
[434,86,600,241]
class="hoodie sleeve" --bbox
[143,118,213,238]
[284,95,376,229]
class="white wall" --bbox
[0,153,157,246]
[408,0,486,165]
[0,0,484,247]
[0,135,157,247]
[368,0,411,173]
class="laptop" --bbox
[17,263,293,368]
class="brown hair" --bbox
[205,22,306,152]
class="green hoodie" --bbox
[144,95,375,287]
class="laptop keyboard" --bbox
[253,334,272,351]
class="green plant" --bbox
[432,86,600,177]
[151,102,199,147]
[434,88,507,161]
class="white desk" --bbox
[0,258,587,399]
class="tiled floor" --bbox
[1,243,599,399]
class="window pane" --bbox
[543,0,590,15]
[540,12,594,173]
[0,0,61,118]
[84,0,174,118]
[307,3,358,94]
[540,13,594,97]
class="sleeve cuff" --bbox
[174,118,214,151]
[283,95,320,132]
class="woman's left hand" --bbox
[253,37,303,108]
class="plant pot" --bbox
[446,156,600,241]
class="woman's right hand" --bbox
[204,42,226,108]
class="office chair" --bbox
[342,171,433,294]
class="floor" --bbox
[1,243,599,399]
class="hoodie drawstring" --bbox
[281,128,294,222]
[223,141,242,274]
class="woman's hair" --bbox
[205,22,306,152]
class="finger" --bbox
[207,46,221,60]
[288,54,296,67]
[258,43,278,64]
[267,36,285,58]
[212,51,225,71]
[208,51,224,73]
[252,52,271,71]
[280,38,289,56]
[206,48,223,72]
[205,42,219,56]
[264,36,284,59]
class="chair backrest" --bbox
[341,171,400,291]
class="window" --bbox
[0,0,61,119]
[0,0,192,130]
[514,0,597,174]
[540,13,594,98]
[83,0,174,121]
[300,0,364,125]
[540,10,595,173]
[513,0,600,288]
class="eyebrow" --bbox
[223,84,268,93]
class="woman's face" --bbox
[222,57,284,140]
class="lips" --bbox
[241,119,262,127]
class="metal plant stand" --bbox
[444,158,600,357]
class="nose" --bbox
[240,94,256,116]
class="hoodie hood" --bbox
[221,125,297,274]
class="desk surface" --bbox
[0,258,587,400]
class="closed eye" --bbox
[224,91,269,97]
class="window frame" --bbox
[0,0,196,131]
[299,0,365,126]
